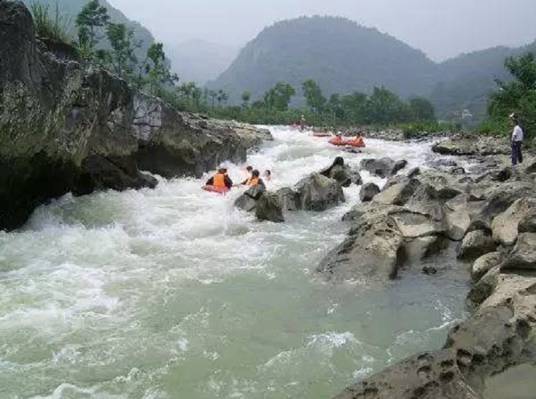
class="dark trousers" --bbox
[512,141,523,166]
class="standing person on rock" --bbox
[510,113,524,168]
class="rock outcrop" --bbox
[295,173,345,211]
[432,135,510,156]
[360,157,406,178]
[331,146,536,399]
[0,1,268,230]
[359,183,380,202]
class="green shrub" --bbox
[30,2,72,44]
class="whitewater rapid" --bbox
[0,127,469,399]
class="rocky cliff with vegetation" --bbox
[0,1,268,231]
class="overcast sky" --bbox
[108,0,536,61]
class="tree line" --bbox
[29,1,535,140]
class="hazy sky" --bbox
[108,0,536,61]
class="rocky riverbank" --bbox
[0,1,269,231]
[327,143,536,398]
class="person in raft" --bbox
[330,132,344,145]
[510,113,524,168]
[263,169,272,182]
[239,169,266,188]
[242,170,267,200]
[204,168,233,193]
[347,132,365,147]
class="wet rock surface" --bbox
[331,143,536,399]
[0,1,269,230]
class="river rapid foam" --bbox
[0,127,469,399]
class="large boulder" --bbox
[276,187,300,212]
[432,135,510,156]
[321,163,362,187]
[472,252,503,281]
[457,230,496,260]
[391,211,445,239]
[501,233,536,270]
[360,157,396,178]
[491,198,536,246]
[255,193,284,223]
[295,173,345,211]
[444,194,472,241]
[317,213,404,281]
[373,178,420,206]
[359,183,380,202]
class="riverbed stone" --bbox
[457,230,496,260]
[491,197,536,246]
[360,157,395,178]
[295,173,345,211]
[255,193,284,223]
[471,252,503,281]
[373,178,420,206]
[317,213,404,281]
[501,233,536,271]
[359,183,380,202]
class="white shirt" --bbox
[512,125,524,142]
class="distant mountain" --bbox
[431,41,536,121]
[166,39,238,84]
[21,0,156,60]
[209,16,438,103]
[210,15,536,122]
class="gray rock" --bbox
[491,198,536,246]
[501,233,536,270]
[255,193,284,223]
[360,157,395,178]
[457,230,496,260]
[392,159,408,175]
[359,183,380,202]
[444,194,471,241]
[374,178,420,206]
[295,173,345,211]
[432,135,510,156]
[472,252,503,281]
[276,187,300,212]
[391,211,444,239]
[317,213,404,281]
[519,215,536,233]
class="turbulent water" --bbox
[0,127,469,399]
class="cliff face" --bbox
[0,1,268,230]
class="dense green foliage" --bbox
[482,53,536,140]
[29,2,72,43]
[22,0,156,60]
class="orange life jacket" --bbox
[248,177,260,187]
[213,173,227,188]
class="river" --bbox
[0,127,469,399]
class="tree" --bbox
[409,97,436,122]
[488,53,536,137]
[302,79,326,114]
[76,0,109,54]
[105,23,139,80]
[241,91,251,108]
[142,43,178,94]
[216,90,228,107]
[365,87,409,124]
[208,90,217,109]
[263,82,296,111]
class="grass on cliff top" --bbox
[30,2,73,44]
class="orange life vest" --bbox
[213,173,227,188]
[247,177,260,187]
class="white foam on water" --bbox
[0,127,468,399]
